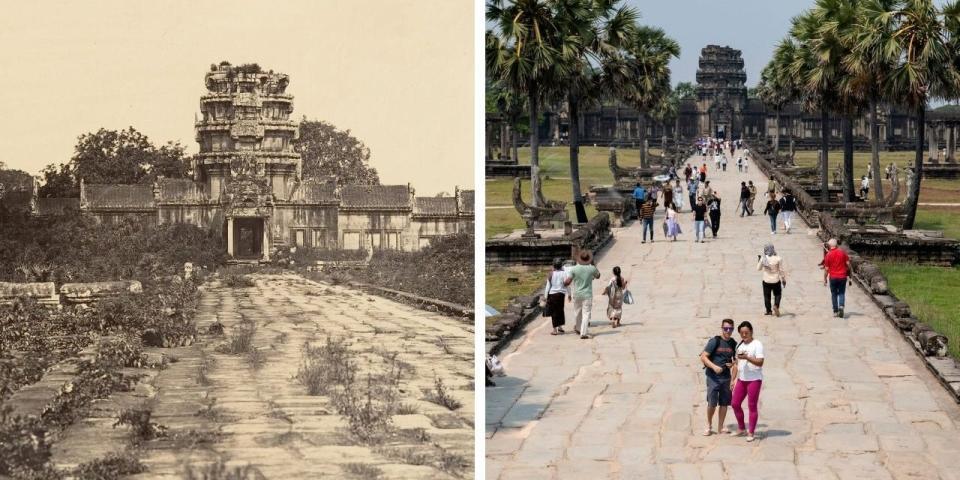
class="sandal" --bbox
[729,430,745,437]
[746,434,755,442]
[702,428,714,436]
[718,428,731,434]
[550,330,559,336]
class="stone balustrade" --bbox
[58,280,144,305]
[0,282,59,306]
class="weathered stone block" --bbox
[59,280,143,304]
[0,282,59,306]
[918,329,949,357]
[892,301,912,318]
[893,316,918,331]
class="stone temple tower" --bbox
[695,45,748,139]
[195,62,301,200]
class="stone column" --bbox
[949,124,956,162]
[928,123,938,162]
[261,219,270,261]
[227,217,234,257]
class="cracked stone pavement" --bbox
[485,151,960,480]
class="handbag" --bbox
[661,221,668,236]
[623,289,635,305]
[540,278,552,317]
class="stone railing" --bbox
[0,282,60,306]
[840,244,960,401]
[819,212,959,266]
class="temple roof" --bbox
[340,184,411,210]
[414,197,458,217]
[157,178,210,203]
[84,184,155,210]
[929,105,960,122]
[36,198,80,216]
[287,177,338,203]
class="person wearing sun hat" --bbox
[568,249,600,339]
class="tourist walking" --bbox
[700,318,737,436]
[822,238,851,318]
[859,175,870,200]
[736,156,743,173]
[757,244,786,316]
[602,266,627,328]
[632,183,647,220]
[687,177,698,210]
[693,196,707,243]
[779,190,797,233]
[640,196,657,244]
[747,181,757,214]
[684,164,693,183]
[708,193,722,238]
[763,192,781,234]
[701,180,714,204]
[544,259,570,335]
[699,163,707,182]
[721,154,728,172]
[665,202,682,241]
[662,182,674,212]
[672,181,685,212]
[739,182,751,217]
[730,321,764,442]
[569,250,601,339]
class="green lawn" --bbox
[486,146,660,238]
[878,263,960,359]
[485,267,546,326]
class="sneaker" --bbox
[580,335,589,340]
[773,307,780,317]
[838,307,844,318]
[764,311,772,316]
[642,241,646,244]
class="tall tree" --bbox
[38,127,189,198]
[487,0,568,207]
[889,0,959,228]
[846,0,902,203]
[624,26,680,168]
[297,119,380,186]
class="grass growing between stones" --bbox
[341,462,383,479]
[423,377,462,411]
[878,262,960,358]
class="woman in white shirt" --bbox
[757,244,786,317]
[730,321,764,442]
[544,259,570,335]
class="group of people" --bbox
[535,133,859,443]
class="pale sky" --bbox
[0,0,473,195]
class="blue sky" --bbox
[629,0,815,88]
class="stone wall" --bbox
[0,280,143,307]
[486,212,613,266]
[0,282,59,306]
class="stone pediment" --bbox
[223,175,273,217]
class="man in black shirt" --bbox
[779,190,797,233]
[700,318,738,436]
[739,182,751,217]
[693,197,707,243]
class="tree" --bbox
[671,82,696,143]
[37,127,189,198]
[487,0,569,207]
[553,0,639,222]
[889,0,959,228]
[297,119,380,186]
[624,26,680,168]
[846,0,901,203]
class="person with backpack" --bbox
[543,258,570,335]
[730,321,764,442]
[778,190,797,233]
[602,266,628,328]
[708,192,722,238]
[700,318,738,436]
[763,192,781,235]
[757,243,786,317]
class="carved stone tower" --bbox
[695,45,748,139]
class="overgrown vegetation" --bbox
[423,377,462,411]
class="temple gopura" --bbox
[13,63,474,260]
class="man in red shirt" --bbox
[822,238,851,318]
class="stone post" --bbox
[227,217,235,257]
[262,220,270,261]
[928,124,938,162]
[949,125,956,162]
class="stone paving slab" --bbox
[486,149,960,479]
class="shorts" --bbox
[706,374,732,407]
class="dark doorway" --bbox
[234,218,263,259]
[716,125,727,140]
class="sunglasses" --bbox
[721,327,734,332]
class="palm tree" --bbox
[487,1,567,207]
[790,8,845,202]
[553,0,638,222]
[845,0,902,203]
[888,0,959,228]
[624,26,680,168]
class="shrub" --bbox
[296,337,355,396]
[341,463,382,479]
[0,406,51,476]
[423,377,462,411]
[72,452,145,479]
[114,408,167,443]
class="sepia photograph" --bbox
[0,1,475,478]
[484,0,960,478]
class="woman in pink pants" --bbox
[730,321,764,442]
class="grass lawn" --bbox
[486,146,660,239]
[485,266,545,326]
[878,263,960,359]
